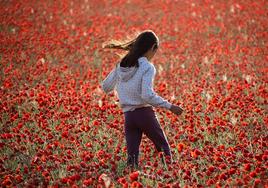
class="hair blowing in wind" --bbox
[102,30,159,68]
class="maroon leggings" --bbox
[123,106,172,168]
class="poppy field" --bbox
[0,0,267,187]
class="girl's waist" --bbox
[123,105,153,114]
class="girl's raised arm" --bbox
[101,67,118,94]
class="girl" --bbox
[101,30,183,169]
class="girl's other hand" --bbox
[170,104,184,115]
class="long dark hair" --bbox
[102,30,159,68]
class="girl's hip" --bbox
[123,106,156,120]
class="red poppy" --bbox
[129,171,139,182]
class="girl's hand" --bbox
[170,104,184,115]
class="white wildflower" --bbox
[98,99,103,107]
[230,5,235,13]
[243,74,251,83]
[171,93,176,101]
[216,14,222,21]
[222,74,227,82]
[206,92,212,101]
[201,90,211,102]
[40,58,45,64]
[234,61,239,65]
[158,64,163,74]
[203,56,210,64]
[230,117,237,125]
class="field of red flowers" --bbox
[0,0,267,187]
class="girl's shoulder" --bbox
[138,57,154,72]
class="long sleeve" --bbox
[101,67,118,94]
[140,65,172,110]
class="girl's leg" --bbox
[137,107,172,161]
[124,112,143,169]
